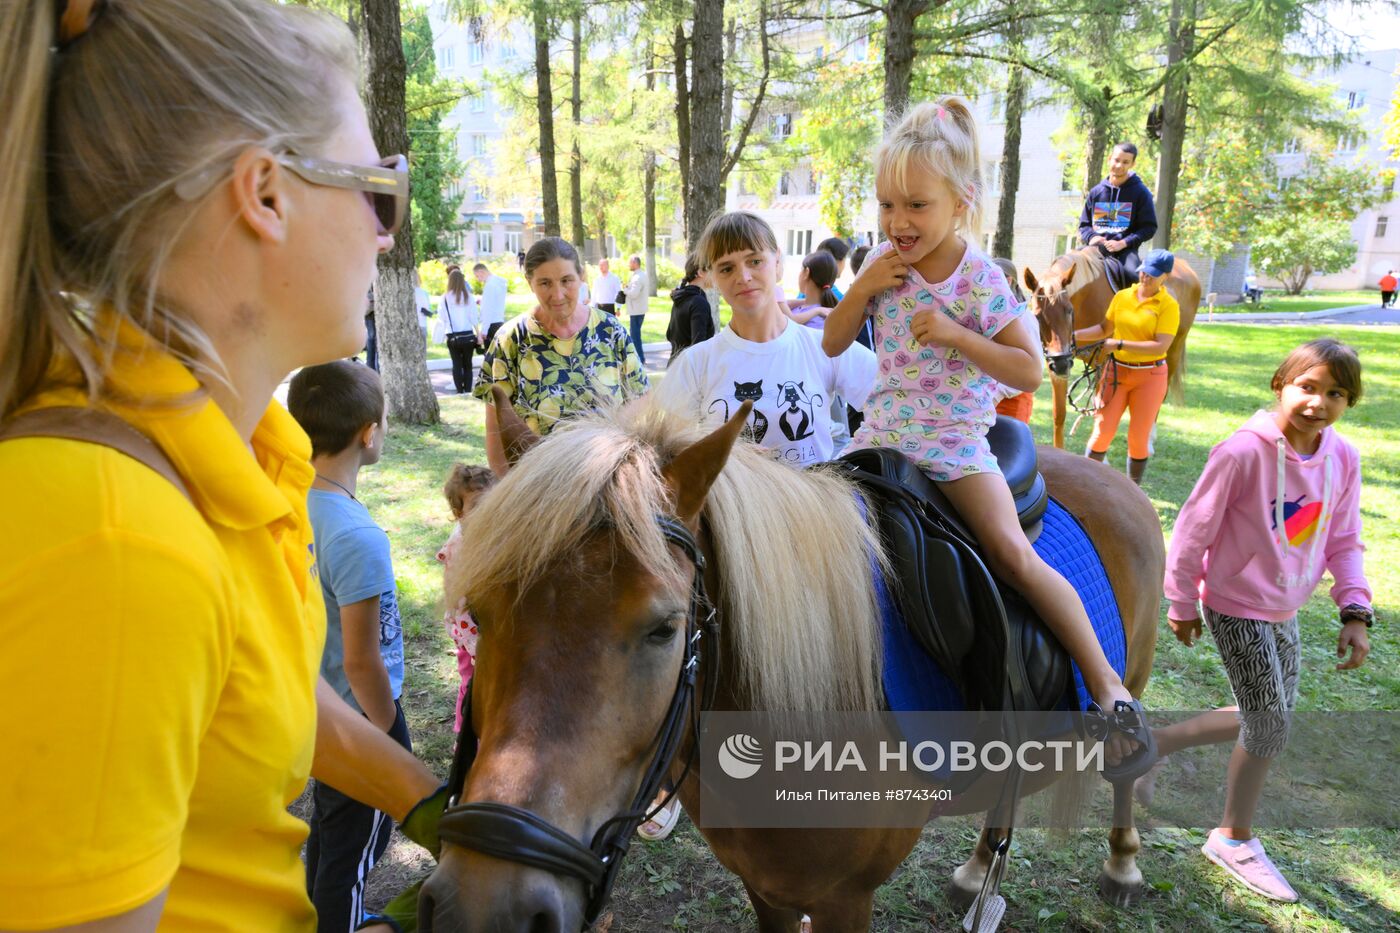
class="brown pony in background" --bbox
[1024,250,1201,448]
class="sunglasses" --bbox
[277,153,408,236]
[174,151,409,236]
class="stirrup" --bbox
[962,834,1010,933]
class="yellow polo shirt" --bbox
[0,325,324,931]
[1104,285,1180,364]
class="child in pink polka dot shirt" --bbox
[823,96,1149,773]
[437,463,495,732]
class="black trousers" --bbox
[446,332,478,394]
[363,314,378,372]
[1382,290,1394,308]
[306,701,412,933]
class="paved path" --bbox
[1198,303,1400,326]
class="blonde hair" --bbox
[0,0,359,416]
[875,96,985,240]
[447,398,886,712]
[695,211,781,270]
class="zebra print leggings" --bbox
[1204,608,1301,758]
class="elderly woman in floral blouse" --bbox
[474,237,649,474]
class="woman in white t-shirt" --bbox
[439,267,480,394]
[656,212,876,468]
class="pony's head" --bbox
[1023,253,1093,378]
[419,389,884,930]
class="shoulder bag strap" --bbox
[0,406,193,503]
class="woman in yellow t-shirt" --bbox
[0,2,443,930]
[1072,249,1181,485]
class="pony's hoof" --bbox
[1097,869,1144,908]
[945,869,984,910]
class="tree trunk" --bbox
[569,9,585,252]
[883,0,925,125]
[361,0,438,425]
[533,0,560,237]
[1154,0,1196,249]
[1082,94,1109,195]
[687,0,724,249]
[673,21,692,242]
[721,18,737,151]
[992,54,1026,258]
[645,47,658,296]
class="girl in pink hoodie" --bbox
[1151,338,1373,903]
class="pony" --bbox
[417,389,1163,932]
[1024,249,1201,449]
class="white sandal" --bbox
[636,796,681,841]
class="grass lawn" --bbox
[361,323,1399,931]
[1213,290,1378,315]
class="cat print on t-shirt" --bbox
[775,380,822,442]
[708,380,770,444]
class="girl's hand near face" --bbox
[850,249,908,300]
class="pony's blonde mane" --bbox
[1054,249,1104,298]
[448,398,885,713]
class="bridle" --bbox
[435,514,717,926]
[1036,279,1081,378]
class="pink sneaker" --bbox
[1201,829,1299,902]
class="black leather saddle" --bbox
[1099,252,1134,293]
[838,417,1071,715]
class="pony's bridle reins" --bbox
[436,515,717,926]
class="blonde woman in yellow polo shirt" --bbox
[1073,249,1181,485]
[0,2,445,930]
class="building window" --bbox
[471,134,487,156]
[501,41,516,60]
[505,231,522,253]
[1053,233,1076,260]
[1378,216,1390,238]
[1060,160,1078,195]
[1337,132,1364,152]
[469,41,485,64]
[470,94,486,113]
[476,229,494,254]
[984,92,1004,122]
[437,46,455,69]
[786,229,812,256]
[771,112,793,140]
[658,234,673,257]
[1278,175,1292,192]
[1346,89,1367,110]
[852,35,869,62]
[472,183,489,201]
[807,171,821,196]
[1282,137,1301,154]
[985,161,1001,196]
[779,172,792,196]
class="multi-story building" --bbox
[428,4,1394,295]
[1271,48,1399,290]
[428,6,535,261]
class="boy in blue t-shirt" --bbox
[288,360,409,933]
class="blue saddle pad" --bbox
[879,496,1125,714]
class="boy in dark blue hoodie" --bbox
[1079,142,1158,279]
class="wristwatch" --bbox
[1340,603,1374,628]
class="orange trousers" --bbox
[1088,360,1167,460]
[995,391,1034,424]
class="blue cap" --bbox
[1141,248,1175,277]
